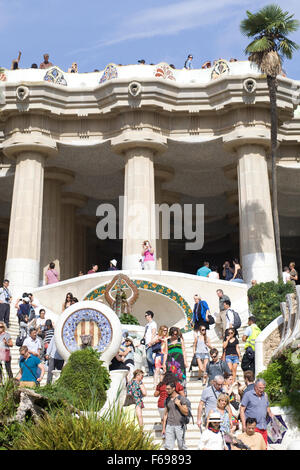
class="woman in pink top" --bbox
[141,240,155,270]
[45,262,59,285]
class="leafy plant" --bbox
[0,421,22,450]
[54,348,111,409]
[247,281,294,329]
[120,313,140,325]
[13,406,160,450]
[0,380,19,421]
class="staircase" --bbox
[142,329,246,450]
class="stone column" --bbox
[236,144,277,283]
[112,133,167,270]
[40,167,75,284]
[3,136,57,295]
[60,193,88,280]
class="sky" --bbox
[0,0,300,78]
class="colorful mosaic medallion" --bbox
[62,308,112,353]
[211,59,230,80]
[44,67,67,86]
[99,63,118,84]
[154,63,176,81]
[85,280,193,330]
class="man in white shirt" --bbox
[223,300,234,332]
[23,328,42,358]
[282,267,291,284]
[0,279,12,328]
[143,310,157,377]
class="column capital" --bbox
[2,134,58,160]
[111,130,167,155]
[44,166,75,185]
[61,192,88,208]
[222,128,270,154]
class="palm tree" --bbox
[240,4,299,280]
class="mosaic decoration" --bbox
[105,274,139,316]
[154,63,176,81]
[211,59,230,80]
[85,280,193,331]
[44,67,67,86]
[99,63,118,84]
[62,307,112,353]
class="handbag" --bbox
[151,342,161,354]
[189,353,198,371]
[208,315,215,325]
[124,393,136,407]
[16,336,24,347]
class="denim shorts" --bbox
[225,354,239,364]
[195,353,209,360]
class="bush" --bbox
[120,313,140,325]
[13,406,160,450]
[0,421,22,450]
[0,380,19,422]
[247,281,294,330]
[54,348,111,409]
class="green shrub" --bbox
[0,421,22,450]
[120,313,140,325]
[54,348,111,409]
[247,281,294,330]
[13,406,160,450]
[0,380,19,422]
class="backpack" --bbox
[227,309,241,330]
[166,395,194,426]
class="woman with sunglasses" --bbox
[62,292,74,312]
[163,327,188,393]
[152,325,169,387]
[193,326,212,384]
[223,328,241,382]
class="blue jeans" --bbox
[146,346,154,375]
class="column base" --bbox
[242,252,278,285]
[5,258,40,297]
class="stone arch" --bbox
[83,278,193,330]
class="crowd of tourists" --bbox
[121,293,278,450]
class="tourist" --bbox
[68,62,78,73]
[39,53,53,69]
[152,325,168,387]
[154,371,185,425]
[142,310,157,377]
[36,309,47,332]
[229,58,238,62]
[201,61,211,69]
[108,259,118,271]
[27,293,38,321]
[207,393,233,443]
[222,261,234,281]
[240,378,274,446]
[141,241,155,270]
[184,54,193,70]
[230,258,244,283]
[0,322,13,381]
[23,328,42,358]
[78,270,84,276]
[138,59,146,64]
[87,264,98,274]
[204,349,230,385]
[71,297,78,304]
[251,279,257,287]
[282,266,291,284]
[193,325,212,384]
[238,370,255,400]
[45,262,60,285]
[208,266,219,279]
[19,315,29,344]
[289,261,298,286]
[198,411,226,450]
[192,294,210,332]
[197,375,225,426]
[223,328,241,382]
[0,279,12,328]
[196,261,211,277]
[45,335,64,384]
[118,336,135,381]
[223,373,240,425]
[16,296,31,324]
[163,327,187,392]
[44,319,54,359]
[62,292,74,311]
[232,417,267,450]
[215,289,231,339]
[161,382,189,450]
[16,345,45,388]
[127,369,147,427]
[31,63,38,69]
[11,51,22,70]
[223,299,238,336]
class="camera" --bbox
[140,338,145,345]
